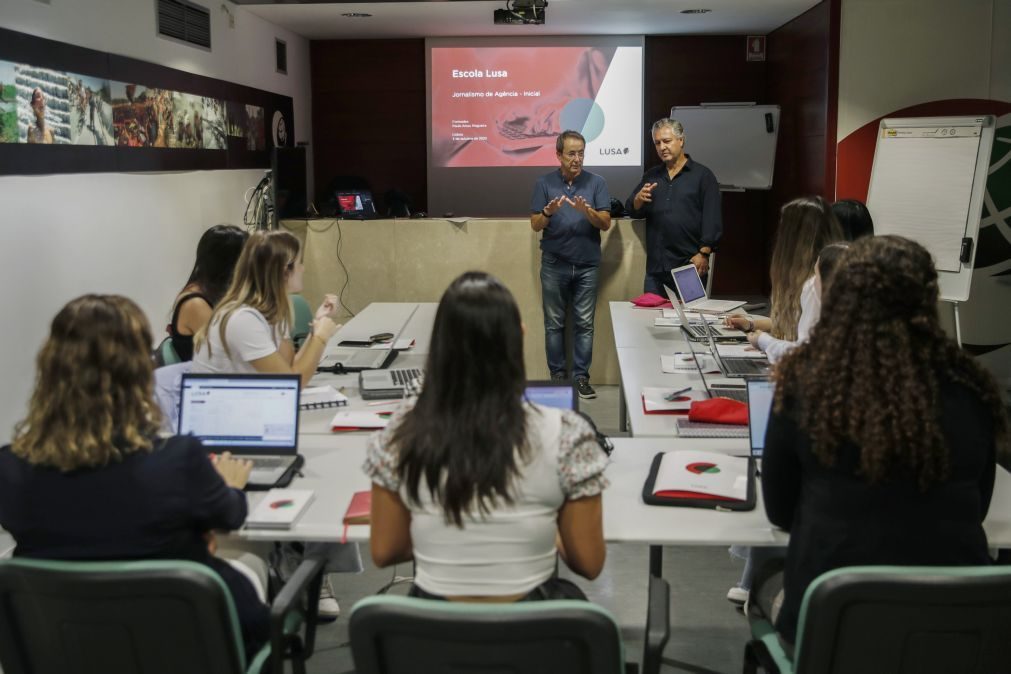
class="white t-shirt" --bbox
[364,401,609,597]
[757,275,820,364]
[191,307,286,374]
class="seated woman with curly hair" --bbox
[0,295,268,657]
[759,235,1008,650]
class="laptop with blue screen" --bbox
[525,380,577,411]
[178,373,303,490]
[746,379,775,459]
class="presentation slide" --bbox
[427,37,644,217]
[431,46,642,168]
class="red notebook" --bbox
[341,490,371,543]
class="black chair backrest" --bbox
[0,559,248,674]
[349,595,624,674]
[796,567,1011,674]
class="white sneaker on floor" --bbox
[318,575,340,620]
[726,586,749,605]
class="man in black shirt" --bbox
[625,118,722,294]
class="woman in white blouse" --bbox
[365,272,608,601]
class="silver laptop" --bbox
[663,284,745,342]
[746,379,775,459]
[703,319,771,379]
[178,373,302,489]
[683,330,749,403]
[319,305,418,373]
[360,367,424,400]
[670,264,746,313]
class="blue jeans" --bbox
[540,252,599,380]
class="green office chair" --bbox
[154,336,182,367]
[0,556,326,674]
[349,575,670,674]
[289,294,313,348]
[743,565,1011,674]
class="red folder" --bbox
[341,490,371,543]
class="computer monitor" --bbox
[336,190,377,219]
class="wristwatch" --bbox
[542,208,552,217]
[698,248,712,258]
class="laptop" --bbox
[746,379,776,459]
[524,380,578,411]
[359,366,424,400]
[670,264,746,314]
[336,190,377,220]
[178,373,303,490]
[663,284,746,342]
[703,319,771,379]
[319,305,418,373]
[683,332,749,403]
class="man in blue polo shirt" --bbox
[626,118,722,295]
[530,130,611,400]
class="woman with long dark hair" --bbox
[168,224,248,361]
[0,295,268,657]
[760,235,1007,647]
[365,272,608,601]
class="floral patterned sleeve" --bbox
[362,401,414,492]
[556,410,610,499]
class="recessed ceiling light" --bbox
[341,12,372,18]
[680,8,712,14]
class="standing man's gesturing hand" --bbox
[633,182,657,210]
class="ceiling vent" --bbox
[157,0,212,50]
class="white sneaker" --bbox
[318,575,340,620]
[726,586,749,605]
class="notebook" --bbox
[342,490,372,543]
[670,264,746,313]
[178,373,303,490]
[319,305,418,373]
[642,450,756,510]
[246,489,314,529]
[746,379,776,459]
[525,380,577,411]
[299,385,348,410]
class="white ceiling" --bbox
[238,0,822,41]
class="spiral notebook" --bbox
[299,385,348,410]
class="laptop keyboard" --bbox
[725,359,768,375]
[248,456,288,470]
[711,387,748,403]
[391,368,423,386]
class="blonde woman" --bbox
[0,295,268,658]
[192,230,354,618]
[726,196,843,346]
[192,230,339,386]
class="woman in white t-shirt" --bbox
[192,230,339,385]
[364,272,609,601]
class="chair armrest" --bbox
[268,553,326,674]
[641,575,670,674]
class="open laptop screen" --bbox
[336,190,377,219]
[178,374,300,453]
[671,265,707,304]
[746,379,775,458]
[525,381,576,410]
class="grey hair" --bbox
[651,118,684,139]
[555,129,586,153]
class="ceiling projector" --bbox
[494,0,547,25]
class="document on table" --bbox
[661,353,716,373]
[715,343,766,359]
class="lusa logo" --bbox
[599,147,629,155]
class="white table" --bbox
[240,436,1011,551]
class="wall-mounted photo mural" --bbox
[0,27,293,175]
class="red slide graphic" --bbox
[431,46,615,168]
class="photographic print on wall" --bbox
[0,61,17,143]
[67,74,114,145]
[17,64,71,144]
[0,26,294,175]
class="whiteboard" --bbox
[670,105,780,190]
[866,116,995,302]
